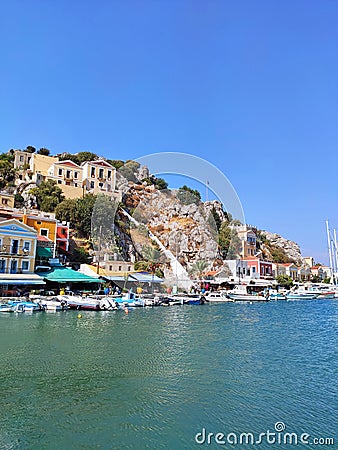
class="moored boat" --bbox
[204,292,234,303]
[227,285,269,302]
[286,291,319,300]
[0,303,14,312]
[8,300,44,312]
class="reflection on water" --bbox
[0,300,337,449]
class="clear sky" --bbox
[1,0,337,264]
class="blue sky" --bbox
[1,0,337,264]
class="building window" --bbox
[91,167,95,177]
[19,155,24,162]
[128,266,131,271]
[11,240,19,254]
[107,170,111,180]
[40,229,49,237]
[0,259,5,273]
[74,183,78,187]
[109,265,112,271]
[74,171,78,179]
[2,198,9,205]
[10,260,18,274]
[58,168,63,176]
[23,241,31,252]
[99,168,104,178]
[22,260,29,271]
[58,180,62,184]
[90,181,95,189]
[252,267,256,273]
[98,182,103,188]
[118,266,122,271]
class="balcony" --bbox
[0,247,31,257]
[64,174,73,181]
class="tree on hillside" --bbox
[107,159,124,169]
[76,152,98,164]
[0,154,16,188]
[189,260,209,279]
[177,185,201,205]
[73,194,97,238]
[91,194,119,253]
[59,153,79,164]
[142,175,168,190]
[25,146,36,153]
[276,274,293,289]
[219,224,242,259]
[139,245,166,289]
[29,180,65,212]
[55,198,78,226]
[209,206,222,232]
[38,148,50,156]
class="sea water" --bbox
[0,300,336,449]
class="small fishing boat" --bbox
[40,298,69,311]
[183,295,205,305]
[0,303,14,312]
[267,290,287,300]
[286,291,319,300]
[227,285,269,302]
[204,292,234,303]
[8,300,44,312]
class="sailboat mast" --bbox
[333,228,338,274]
[326,220,334,281]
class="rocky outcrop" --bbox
[123,186,220,271]
[203,200,228,223]
[261,231,302,264]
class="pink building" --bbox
[242,257,273,278]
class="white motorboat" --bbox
[204,292,234,303]
[226,285,269,302]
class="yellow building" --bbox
[236,226,257,258]
[0,192,15,209]
[0,219,37,274]
[14,150,58,184]
[21,213,57,249]
[82,160,120,199]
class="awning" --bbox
[130,272,163,283]
[104,272,163,283]
[0,274,46,285]
[37,266,100,283]
[36,247,53,258]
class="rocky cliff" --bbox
[122,185,221,272]
[260,231,302,265]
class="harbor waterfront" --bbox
[0,300,336,449]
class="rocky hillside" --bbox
[259,231,302,265]
[122,185,221,271]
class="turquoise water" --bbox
[0,300,336,449]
